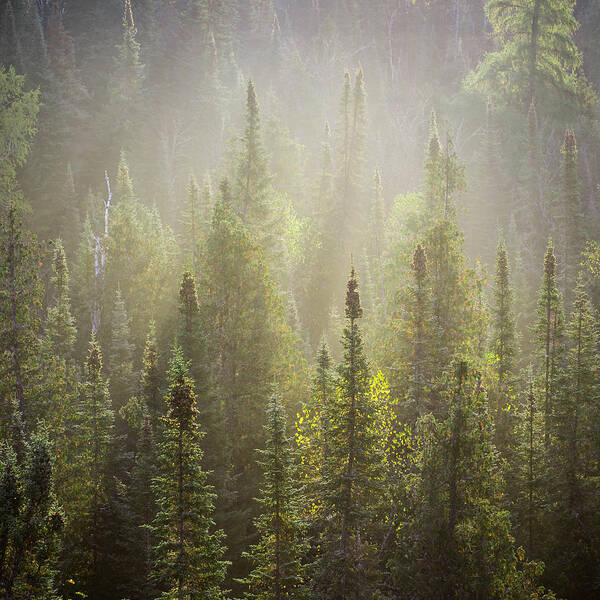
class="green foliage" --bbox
[0,432,63,600]
[241,390,306,600]
[151,346,227,600]
[466,0,583,108]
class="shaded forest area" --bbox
[1,0,600,599]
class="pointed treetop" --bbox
[179,271,199,315]
[562,128,577,154]
[166,346,196,427]
[123,0,135,30]
[412,243,427,281]
[324,121,331,138]
[345,265,363,320]
[247,78,258,113]
[317,336,331,373]
[86,333,102,379]
[428,109,440,157]
[544,239,556,278]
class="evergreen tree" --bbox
[491,238,516,394]
[545,274,600,598]
[535,240,565,447]
[108,288,136,412]
[151,346,227,600]
[130,417,159,600]
[183,175,202,277]
[109,0,144,155]
[0,202,43,435]
[47,238,77,361]
[241,390,306,600]
[424,109,442,213]
[394,361,555,599]
[141,320,163,431]
[407,243,432,418]
[466,0,582,108]
[60,335,114,598]
[0,433,63,600]
[235,80,273,237]
[313,267,383,600]
[559,129,582,310]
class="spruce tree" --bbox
[424,109,442,213]
[0,432,63,600]
[395,361,554,599]
[242,390,306,600]
[60,335,114,598]
[108,288,136,413]
[130,417,158,600]
[235,80,273,235]
[559,129,582,310]
[535,240,565,447]
[183,175,202,277]
[0,202,43,435]
[408,243,432,417]
[141,320,163,431]
[491,238,516,394]
[314,267,383,600]
[151,346,227,600]
[546,274,600,598]
[47,238,77,362]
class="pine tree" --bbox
[47,239,77,361]
[151,346,227,600]
[242,390,306,600]
[313,267,383,600]
[535,240,565,447]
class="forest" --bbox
[1,0,600,598]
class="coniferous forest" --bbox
[2,1,600,598]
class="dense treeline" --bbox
[1,1,600,599]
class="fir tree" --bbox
[241,390,306,600]
[151,346,227,600]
